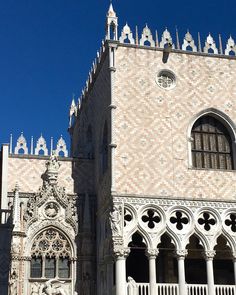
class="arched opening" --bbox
[126,232,149,282]
[191,115,234,170]
[30,228,72,280]
[38,149,45,156]
[185,235,206,284]
[214,235,234,285]
[59,150,65,157]
[156,233,177,283]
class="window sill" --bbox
[29,278,71,282]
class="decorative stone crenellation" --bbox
[10,133,68,157]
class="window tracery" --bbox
[30,229,71,279]
[191,115,234,170]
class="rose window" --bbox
[170,211,189,230]
[30,228,71,279]
[198,212,216,231]
[225,213,236,233]
[156,70,176,90]
[141,209,160,229]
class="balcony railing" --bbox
[126,283,236,295]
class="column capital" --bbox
[175,249,188,259]
[145,248,159,259]
[113,247,130,259]
[232,252,236,260]
[203,250,216,260]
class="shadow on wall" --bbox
[0,209,13,295]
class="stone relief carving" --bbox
[44,202,59,218]
[109,205,122,236]
[111,196,236,254]
[31,280,68,295]
[24,154,77,232]
[9,271,18,295]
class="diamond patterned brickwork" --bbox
[7,157,74,194]
[113,46,236,200]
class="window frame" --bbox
[188,109,236,171]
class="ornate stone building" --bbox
[1,4,236,295]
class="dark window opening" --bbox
[30,256,42,278]
[127,232,149,283]
[191,115,234,170]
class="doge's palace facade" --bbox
[1,4,236,295]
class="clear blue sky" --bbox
[0,0,235,150]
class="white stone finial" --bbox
[55,136,68,157]
[203,33,218,54]
[225,36,236,55]
[69,97,77,128]
[14,132,28,155]
[35,135,48,156]
[140,25,155,47]
[106,3,118,40]
[107,3,116,17]
[160,28,175,49]
[119,23,135,44]
[182,31,197,52]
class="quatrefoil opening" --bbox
[225,213,236,233]
[170,211,189,230]
[198,212,216,231]
[141,209,161,229]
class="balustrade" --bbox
[126,283,236,295]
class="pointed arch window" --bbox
[30,228,71,279]
[191,115,234,170]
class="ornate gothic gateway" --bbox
[9,155,77,295]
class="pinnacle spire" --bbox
[107,2,116,17]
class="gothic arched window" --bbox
[191,115,234,170]
[30,228,71,279]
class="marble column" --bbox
[233,253,236,285]
[114,248,130,295]
[203,250,215,295]
[175,250,188,295]
[146,249,159,295]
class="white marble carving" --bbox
[182,31,197,52]
[119,23,135,44]
[160,28,175,49]
[14,132,28,155]
[203,34,218,54]
[225,36,236,55]
[35,135,48,156]
[139,25,155,47]
[55,136,68,157]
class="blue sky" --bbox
[0,0,235,151]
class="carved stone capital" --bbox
[203,250,216,260]
[113,247,130,259]
[232,252,236,260]
[175,249,188,259]
[145,248,159,259]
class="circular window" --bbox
[156,70,176,89]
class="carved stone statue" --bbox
[45,202,58,218]
[9,271,17,295]
[127,277,138,295]
[31,282,40,295]
[41,279,68,295]
[109,206,121,236]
